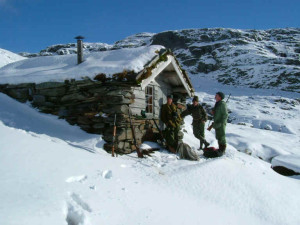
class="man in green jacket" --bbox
[160,95,182,153]
[181,96,209,150]
[207,92,228,155]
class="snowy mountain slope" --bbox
[19,42,113,57]
[155,28,300,93]
[0,28,300,225]
[19,28,300,92]
[1,93,300,225]
[187,76,300,167]
[0,48,25,68]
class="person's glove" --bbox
[207,122,214,131]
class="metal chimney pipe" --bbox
[75,36,85,64]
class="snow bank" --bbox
[1,116,300,225]
[0,45,164,84]
[0,48,25,68]
[0,93,102,149]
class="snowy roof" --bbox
[0,45,194,96]
[0,46,165,84]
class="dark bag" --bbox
[203,147,224,158]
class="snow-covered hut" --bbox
[0,45,194,154]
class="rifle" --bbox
[152,118,166,147]
[226,93,231,103]
[111,113,117,157]
[128,107,144,158]
[207,93,231,131]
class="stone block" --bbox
[117,141,132,154]
[7,83,35,89]
[38,87,66,97]
[93,123,105,129]
[36,82,65,89]
[61,93,86,102]
[102,104,129,114]
[88,86,107,94]
[32,95,46,105]
[6,88,29,100]
[58,108,69,117]
[77,116,92,125]
[103,95,132,104]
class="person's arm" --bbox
[180,108,190,118]
[200,106,208,122]
[161,105,175,128]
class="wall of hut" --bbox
[0,79,164,154]
[0,76,188,154]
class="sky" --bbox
[0,0,299,53]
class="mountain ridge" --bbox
[3,28,300,93]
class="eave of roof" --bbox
[136,49,194,96]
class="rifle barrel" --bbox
[112,114,117,157]
[226,93,231,103]
[152,118,166,146]
[129,108,143,158]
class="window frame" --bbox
[145,85,154,114]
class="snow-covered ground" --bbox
[1,72,300,224]
[0,48,25,68]
[0,44,299,225]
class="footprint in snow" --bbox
[102,170,113,179]
[65,175,88,183]
[65,192,92,225]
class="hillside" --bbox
[0,48,25,68]
[19,28,300,93]
[1,78,300,224]
[1,28,300,224]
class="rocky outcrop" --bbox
[155,28,300,93]
[22,28,300,93]
[272,166,300,176]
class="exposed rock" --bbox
[21,28,300,93]
[151,31,187,50]
[272,166,300,176]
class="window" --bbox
[145,86,154,113]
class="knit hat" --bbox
[216,92,225,100]
[192,96,199,102]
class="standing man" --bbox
[207,92,228,156]
[160,95,182,153]
[181,96,209,150]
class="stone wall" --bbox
[0,79,160,154]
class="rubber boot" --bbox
[198,141,203,150]
[217,144,226,156]
[219,144,226,152]
[204,140,210,149]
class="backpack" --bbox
[177,142,199,161]
[203,147,224,158]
